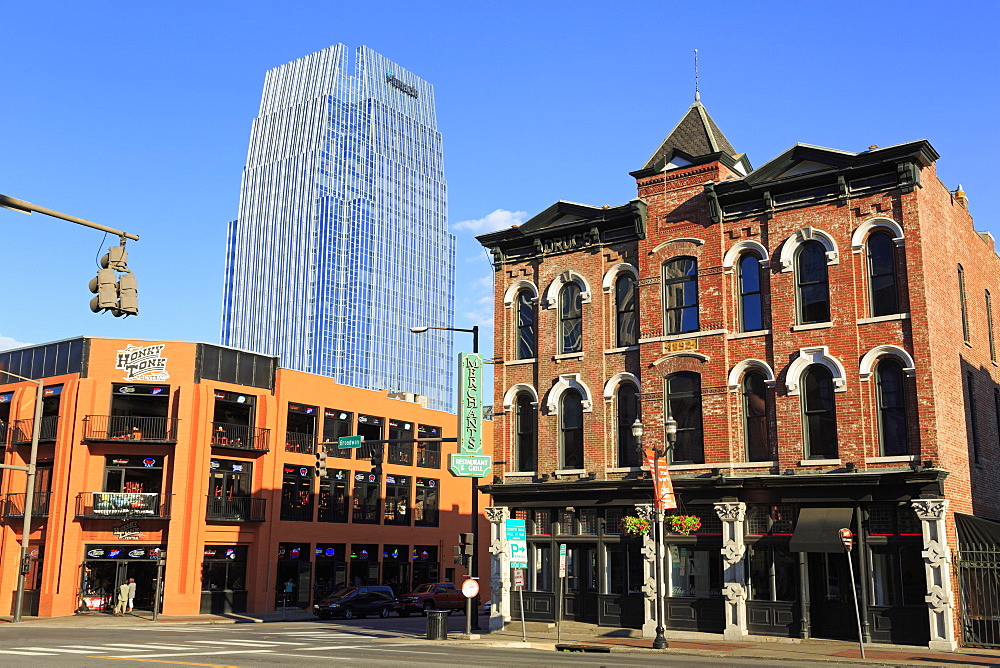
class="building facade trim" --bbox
[785,346,847,395]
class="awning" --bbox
[789,507,855,553]
[956,513,1000,549]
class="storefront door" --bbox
[81,548,163,613]
[807,552,855,640]
[564,543,599,623]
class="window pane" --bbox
[741,294,763,332]
[743,372,770,462]
[616,275,637,348]
[739,254,760,293]
[617,385,639,467]
[797,242,830,324]
[560,284,583,353]
[803,366,838,459]
[561,391,584,468]
[664,258,699,334]
[666,373,702,464]
[515,394,536,472]
[516,292,536,359]
[877,360,909,456]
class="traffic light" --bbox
[89,243,138,317]
[370,446,383,476]
[315,449,328,479]
[453,532,474,566]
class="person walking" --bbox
[114,581,129,616]
[127,578,136,612]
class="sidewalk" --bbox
[3,610,1000,667]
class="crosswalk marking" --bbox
[12,646,107,654]
[190,639,302,646]
[113,649,274,658]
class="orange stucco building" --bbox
[0,337,491,618]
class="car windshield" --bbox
[412,584,435,593]
[320,587,356,602]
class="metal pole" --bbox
[556,571,562,644]
[846,550,865,659]
[470,327,481,631]
[4,371,43,623]
[653,507,668,649]
[465,579,472,636]
[152,558,165,621]
[519,583,526,642]
[0,194,139,240]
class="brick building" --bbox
[477,97,1000,649]
[0,337,490,618]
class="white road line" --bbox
[97,643,194,650]
[104,649,275,658]
[11,647,104,654]
[3,650,55,656]
[190,639,303,646]
[56,645,155,652]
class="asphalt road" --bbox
[0,618,858,667]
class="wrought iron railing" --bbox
[284,431,315,454]
[279,501,314,522]
[210,422,269,452]
[959,546,1000,648]
[12,416,59,443]
[2,492,51,518]
[388,442,413,465]
[417,444,441,469]
[84,415,178,443]
[76,492,172,519]
[206,496,266,522]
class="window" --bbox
[615,273,637,347]
[352,472,381,523]
[514,393,536,472]
[738,254,764,332]
[987,290,996,363]
[202,546,248,592]
[742,372,770,462]
[875,359,909,456]
[606,542,644,595]
[668,546,722,598]
[384,474,410,525]
[318,469,349,523]
[871,545,924,606]
[560,389,584,469]
[387,419,413,465]
[967,372,980,463]
[802,365,838,459]
[665,372,703,464]
[867,232,899,317]
[663,257,699,334]
[559,282,583,353]
[322,409,353,459]
[616,384,640,467]
[515,290,536,359]
[285,403,317,453]
[356,414,383,461]
[99,455,164,516]
[416,424,441,468]
[280,464,314,521]
[207,459,252,520]
[414,478,439,526]
[796,241,830,324]
[211,391,257,449]
[748,545,797,602]
[959,264,969,342]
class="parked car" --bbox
[395,582,466,616]
[313,585,395,620]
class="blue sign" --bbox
[506,519,528,569]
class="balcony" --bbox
[211,422,269,452]
[206,496,266,522]
[1,492,51,518]
[11,416,59,444]
[76,492,172,519]
[84,415,178,443]
[284,431,315,454]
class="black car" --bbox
[313,585,395,619]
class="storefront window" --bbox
[202,545,247,591]
[414,478,439,526]
[322,409,353,459]
[667,546,722,598]
[349,543,379,585]
[314,543,346,598]
[748,544,797,602]
[275,542,310,608]
[352,472,380,523]
[606,542,644,595]
[412,545,439,587]
[317,469,349,523]
[384,475,410,525]
[280,464,313,521]
[871,545,924,606]
[382,544,410,595]
[530,543,552,592]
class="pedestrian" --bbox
[127,578,136,612]
[114,581,129,616]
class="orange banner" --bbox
[644,448,677,510]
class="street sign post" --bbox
[337,435,362,449]
[506,519,528,569]
[840,527,865,660]
[557,543,567,644]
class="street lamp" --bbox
[410,323,481,631]
[633,415,676,650]
[0,370,45,623]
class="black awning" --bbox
[789,507,855,553]
[956,513,1000,549]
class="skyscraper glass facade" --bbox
[221,45,455,412]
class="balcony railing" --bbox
[2,492,51,518]
[84,415,178,443]
[211,422,270,452]
[284,431,315,454]
[206,496,266,522]
[12,416,59,443]
[388,442,413,466]
[417,445,441,469]
[76,492,172,519]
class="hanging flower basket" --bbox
[621,516,650,535]
[666,515,702,535]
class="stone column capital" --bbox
[911,499,949,521]
[485,506,511,524]
[714,501,747,523]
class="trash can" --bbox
[426,609,449,640]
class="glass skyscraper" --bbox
[221,45,456,412]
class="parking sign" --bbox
[506,519,528,569]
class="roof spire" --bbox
[694,49,700,102]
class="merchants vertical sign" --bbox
[449,352,492,477]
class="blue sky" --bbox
[2,0,998,367]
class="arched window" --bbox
[742,371,769,461]
[739,254,764,332]
[663,257,699,335]
[875,359,908,457]
[616,384,640,467]
[515,291,536,359]
[559,282,583,354]
[615,273,637,347]
[796,241,830,324]
[867,232,899,317]
[802,365,838,459]
[665,372,703,464]
[560,389,584,469]
[514,393,536,472]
